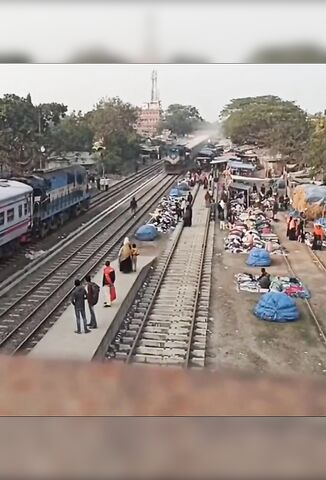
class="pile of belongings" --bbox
[135,224,158,241]
[235,273,269,293]
[148,196,182,233]
[254,291,299,323]
[177,179,191,191]
[247,248,271,267]
[224,207,284,255]
[169,187,184,199]
[235,273,310,299]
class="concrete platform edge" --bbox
[92,257,156,360]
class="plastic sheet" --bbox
[254,292,299,323]
[247,248,271,267]
[135,224,158,241]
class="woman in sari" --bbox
[118,237,133,273]
[102,261,116,307]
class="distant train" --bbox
[162,144,191,175]
[163,134,211,175]
[0,165,90,258]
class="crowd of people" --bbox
[70,236,139,334]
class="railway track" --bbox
[282,250,326,345]
[88,160,162,211]
[0,173,178,355]
[0,161,162,283]
[106,186,214,368]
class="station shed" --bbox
[227,160,256,177]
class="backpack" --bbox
[90,282,100,306]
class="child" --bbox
[131,243,139,272]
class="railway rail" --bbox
[0,173,178,355]
[106,186,214,368]
[88,160,162,211]
[0,161,163,283]
[282,249,326,345]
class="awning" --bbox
[231,175,271,183]
[228,160,256,171]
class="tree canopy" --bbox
[307,116,326,174]
[0,94,142,175]
[87,97,141,174]
[220,96,311,163]
[160,104,204,136]
[0,93,67,172]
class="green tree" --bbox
[46,111,94,154]
[0,93,68,172]
[160,104,204,136]
[87,97,140,174]
[307,116,326,174]
[220,96,311,163]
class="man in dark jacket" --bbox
[130,197,137,216]
[85,274,99,329]
[71,279,90,334]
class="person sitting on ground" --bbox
[257,268,271,289]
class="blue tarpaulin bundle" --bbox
[135,224,158,241]
[178,181,190,191]
[169,188,183,198]
[254,291,299,323]
[246,248,271,267]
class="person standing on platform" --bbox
[288,217,297,241]
[181,198,187,216]
[131,243,140,272]
[312,224,325,250]
[85,274,99,329]
[118,237,133,273]
[187,191,193,205]
[71,279,91,334]
[102,261,116,307]
[183,204,192,227]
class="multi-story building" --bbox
[136,70,162,138]
[136,101,162,137]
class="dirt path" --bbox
[207,217,326,377]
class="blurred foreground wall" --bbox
[0,355,326,415]
[0,357,325,477]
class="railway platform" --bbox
[29,254,156,361]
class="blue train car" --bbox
[14,165,90,237]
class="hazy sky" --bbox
[1,3,326,62]
[0,64,325,121]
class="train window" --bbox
[7,208,14,222]
[76,173,83,184]
[18,205,23,218]
[0,212,4,225]
[24,203,28,215]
